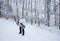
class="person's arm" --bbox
[20,24,22,27]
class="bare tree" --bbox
[30,0,33,25]
[53,0,57,26]
[46,0,51,27]
[16,0,20,24]
[25,0,28,16]
[0,2,1,18]
[0,0,3,18]
[59,0,60,29]
[22,0,24,18]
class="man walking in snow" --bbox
[19,23,25,36]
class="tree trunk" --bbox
[59,0,60,29]
[0,11,1,18]
[46,0,51,27]
[22,0,24,18]
[0,2,1,18]
[53,0,57,26]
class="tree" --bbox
[59,0,60,29]
[30,0,33,25]
[0,0,3,18]
[26,0,28,17]
[16,0,20,23]
[53,0,57,26]
[34,0,37,24]
[22,0,24,18]
[5,0,12,19]
[46,0,51,27]
[38,18,40,26]
[0,2,1,17]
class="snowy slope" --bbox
[0,18,60,41]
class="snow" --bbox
[0,18,60,41]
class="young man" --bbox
[19,23,25,36]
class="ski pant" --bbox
[19,27,25,35]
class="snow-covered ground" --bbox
[0,18,60,41]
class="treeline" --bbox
[0,0,60,29]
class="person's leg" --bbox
[19,27,22,34]
[22,29,24,35]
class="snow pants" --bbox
[19,27,25,35]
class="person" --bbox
[19,23,25,36]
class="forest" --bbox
[0,0,60,29]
